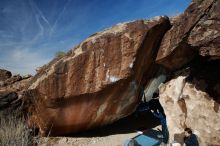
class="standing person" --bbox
[149,93,163,112]
[151,109,168,143]
[184,128,199,146]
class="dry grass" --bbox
[0,109,38,146]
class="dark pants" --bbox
[162,124,169,143]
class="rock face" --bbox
[156,0,219,70]
[189,0,220,59]
[8,0,217,142]
[0,92,21,111]
[154,0,220,145]
[0,74,31,95]
[26,17,171,135]
[159,74,220,146]
[0,69,12,81]
[0,69,32,111]
[158,58,220,145]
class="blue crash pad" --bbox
[123,134,160,146]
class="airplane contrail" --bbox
[51,0,72,34]
[28,0,53,33]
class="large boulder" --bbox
[0,69,12,81]
[156,0,219,70]
[3,74,22,86]
[0,69,32,112]
[155,0,220,144]
[26,17,171,136]
[188,0,220,59]
[0,74,32,95]
[158,59,220,145]
[0,92,21,111]
[159,76,220,145]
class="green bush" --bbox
[55,51,66,58]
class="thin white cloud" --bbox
[51,0,72,34]
[29,0,52,29]
[0,48,51,75]
[28,0,53,38]
[31,14,44,43]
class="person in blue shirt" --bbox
[184,128,199,146]
[151,109,169,143]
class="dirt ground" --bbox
[39,111,164,146]
[40,133,137,146]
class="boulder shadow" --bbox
[68,111,160,137]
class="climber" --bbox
[148,92,163,112]
[183,128,199,146]
[151,109,168,143]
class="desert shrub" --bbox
[0,110,38,146]
[55,51,66,58]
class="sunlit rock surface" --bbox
[26,17,171,135]
[156,0,219,70]
[159,60,220,145]
[156,1,220,143]
[0,69,32,111]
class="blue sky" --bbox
[0,0,191,75]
